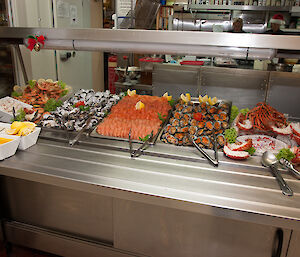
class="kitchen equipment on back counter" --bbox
[139,57,163,85]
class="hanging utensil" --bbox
[262,151,293,196]
[69,112,94,147]
[128,129,133,157]
[279,158,300,179]
[12,107,16,121]
[187,134,218,167]
[131,131,153,158]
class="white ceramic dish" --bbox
[237,135,288,156]
[0,122,41,150]
[0,96,33,123]
[0,134,20,160]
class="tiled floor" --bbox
[0,243,59,257]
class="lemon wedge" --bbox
[199,95,204,103]
[11,121,24,132]
[6,128,17,135]
[135,101,145,110]
[38,78,45,84]
[202,95,209,103]
[180,93,191,103]
[163,92,172,101]
[46,79,53,83]
[17,127,33,136]
[211,96,218,105]
[127,89,136,97]
[22,122,36,129]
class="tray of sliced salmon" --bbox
[90,91,174,145]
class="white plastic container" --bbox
[0,134,20,160]
[0,97,32,123]
[0,122,41,150]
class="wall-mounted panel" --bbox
[200,66,268,109]
[268,72,300,119]
[153,64,199,97]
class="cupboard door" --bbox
[114,199,290,257]
[286,230,300,257]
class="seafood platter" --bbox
[159,94,230,149]
[91,90,173,144]
[222,102,300,166]
[10,78,72,122]
[40,89,120,131]
[0,96,33,123]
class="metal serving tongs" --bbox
[187,132,219,167]
[129,131,153,158]
[128,129,133,156]
[69,111,94,147]
[279,158,300,179]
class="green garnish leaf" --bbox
[28,35,36,39]
[11,91,22,98]
[240,108,250,116]
[246,147,256,156]
[78,105,90,112]
[158,112,167,122]
[224,128,237,144]
[229,105,239,125]
[44,98,62,112]
[139,134,150,142]
[276,148,295,162]
[13,108,26,122]
[103,111,108,117]
[28,80,36,89]
[57,80,66,89]
[168,99,176,107]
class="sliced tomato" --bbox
[193,112,203,121]
[75,101,85,108]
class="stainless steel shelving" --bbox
[188,4,291,11]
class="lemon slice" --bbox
[46,79,53,83]
[38,78,45,84]
[6,128,17,135]
[202,95,209,103]
[211,96,218,105]
[163,92,172,101]
[11,121,23,132]
[22,122,36,129]
[135,101,145,110]
[199,95,204,103]
[17,127,33,136]
[127,89,136,97]
[180,93,191,103]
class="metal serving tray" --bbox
[157,97,232,145]
[89,101,176,145]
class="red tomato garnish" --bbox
[75,101,85,107]
[193,112,203,121]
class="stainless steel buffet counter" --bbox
[0,130,300,256]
